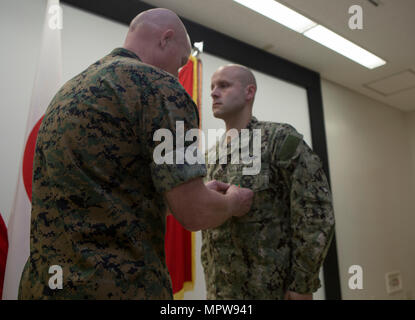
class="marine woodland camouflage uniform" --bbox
[19,48,206,299]
[201,116,335,299]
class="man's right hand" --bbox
[205,180,230,194]
[166,178,254,231]
[225,185,254,217]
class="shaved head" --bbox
[123,8,191,77]
[215,64,257,89]
[129,8,186,35]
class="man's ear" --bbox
[160,29,175,49]
[245,84,257,101]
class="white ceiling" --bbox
[142,0,415,112]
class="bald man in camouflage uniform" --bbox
[201,65,335,300]
[19,9,253,300]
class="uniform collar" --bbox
[110,48,142,61]
[213,116,259,162]
[246,116,259,130]
[218,116,259,146]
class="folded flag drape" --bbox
[165,55,202,300]
[2,0,63,300]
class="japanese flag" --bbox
[2,0,63,299]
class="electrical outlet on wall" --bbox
[385,271,403,295]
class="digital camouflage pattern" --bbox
[18,48,206,299]
[201,116,335,300]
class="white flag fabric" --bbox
[2,0,62,299]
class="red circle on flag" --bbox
[22,116,44,202]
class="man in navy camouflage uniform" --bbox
[201,64,335,300]
[19,9,253,300]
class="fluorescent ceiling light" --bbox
[304,25,386,69]
[233,0,386,69]
[233,0,317,33]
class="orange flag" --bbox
[165,55,202,299]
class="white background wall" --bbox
[1,0,414,300]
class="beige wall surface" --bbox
[322,79,415,299]
[405,112,415,193]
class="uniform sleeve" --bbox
[142,74,207,194]
[270,125,335,294]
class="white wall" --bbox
[0,0,44,226]
[322,79,415,300]
[199,54,312,148]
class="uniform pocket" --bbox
[227,165,270,192]
[227,164,277,225]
